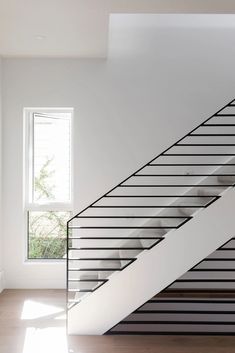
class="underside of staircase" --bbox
[108,237,235,335]
[67,99,235,335]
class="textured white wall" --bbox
[2,15,235,288]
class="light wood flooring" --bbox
[0,289,235,353]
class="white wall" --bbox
[0,58,3,292]
[2,14,235,288]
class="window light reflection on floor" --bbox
[20,299,78,353]
[21,300,64,320]
[22,327,70,353]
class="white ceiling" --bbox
[0,0,109,57]
[1,0,235,58]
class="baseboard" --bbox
[0,270,5,293]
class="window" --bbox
[24,108,73,260]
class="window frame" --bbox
[24,107,74,262]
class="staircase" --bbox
[67,99,235,335]
[108,237,235,335]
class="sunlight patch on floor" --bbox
[21,300,64,320]
[22,327,71,353]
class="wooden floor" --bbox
[1,290,235,353]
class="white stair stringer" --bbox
[68,187,235,335]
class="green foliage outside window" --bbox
[28,158,70,259]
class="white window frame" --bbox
[23,107,74,261]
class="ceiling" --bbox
[1,0,235,58]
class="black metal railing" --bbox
[67,98,235,308]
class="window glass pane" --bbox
[33,113,71,203]
[28,211,70,259]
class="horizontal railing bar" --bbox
[189,134,235,136]
[75,216,190,219]
[90,205,206,208]
[108,332,235,336]
[68,226,177,229]
[68,283,106,292]
[69,268,122,271]
[166,288,235,293]
[217,239,234,249]
[68,289,93,292]
[133,174,235,176]
[135,310,235,315]
[176,279,235,282]
[148,299,235,304]
[164,154,235,156]
[74,215,201,232]
[219,239,235,249]
[119,185,232,187]
[104,195,216,197]
[69,247,150,250]
[68,300,81,304]
[190,269,235,272]
[68,237,163,240]
[68,279,107,282]
[217,248,235,251]
[167,287,235,293]
[149,163,235,166]
[203,258,235,261]
[119,320,235,325]
[202,124,235,126]
[68,258,134,261]
[215,114,235,116]
[177,219,192,227]
[176,144,235,146]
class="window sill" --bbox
[24,259,66,265]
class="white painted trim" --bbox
[23,107,74,208]
[0,271,5,293]
[68,187,235,335]
[23,107,74,261]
